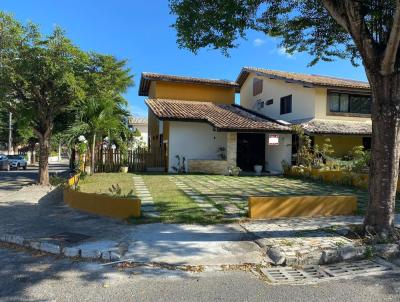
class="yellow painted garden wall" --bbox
[286,167,400,192]
[64,175,141,219]
[314,135,363,157]
[248,195,357,219]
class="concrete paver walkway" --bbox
[132,175,160,218]
[1,184,399,266]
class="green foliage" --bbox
[49,175,66,187]
[109,184,122,196]
[67,53,133,167]
[349,145,371,173]
[170,0,398,66]
[292,125,313,167]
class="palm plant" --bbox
[68,97,129,173]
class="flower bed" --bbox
[63,174,141,219]
[285,166,373,190]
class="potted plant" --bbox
[228,166,241,176]
[254,164,263,175]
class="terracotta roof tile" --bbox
[128,116,147,125]
[146,98,290,132]
[139,72,238,96]
[296,119,372,135]
[236,67,370,91]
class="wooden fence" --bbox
[95,147,164,172]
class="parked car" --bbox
[0,154,10,171]
[7,155,28,170]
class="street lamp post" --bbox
[8,112,12,155]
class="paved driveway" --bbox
[0,162,69,194]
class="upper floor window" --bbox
[253,78,263,96]
[329,92,371,114]
[280,95,292,115]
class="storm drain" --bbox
[49,232,90,244]
[261,259,396,284]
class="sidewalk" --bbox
[0,185,399,266]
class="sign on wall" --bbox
[268,134,279,145]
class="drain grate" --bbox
[322,260,391,277]
[49,232,90,243]
[261,259,396,284]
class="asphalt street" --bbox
[0,246,399,302]
[0,162,69,193]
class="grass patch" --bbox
[140,174,225,224]
[78,173,136,198]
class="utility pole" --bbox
[8,112,12,155]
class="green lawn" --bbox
[76,173,400,224]
[78,173,136,197]
[140,174,225,224]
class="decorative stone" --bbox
[373,243,400,259]
[338,245,366,260]
[267,247,286,265]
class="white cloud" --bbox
[277,46,296,59]
[253,38,266,47]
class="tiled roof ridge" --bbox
[237,67,370,90]
[141,72,238,86]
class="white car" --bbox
[0,154,10,171]
[7,155,28,170]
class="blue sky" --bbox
[1,0,367,117]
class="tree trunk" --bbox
[364,73,400,236]
[38,131,51,185]
[91,133,96,175]
[70,148,76,171]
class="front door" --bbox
[237,133,266,171]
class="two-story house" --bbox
[128,116,148,145]
[139,72,291,173]
[237,67,372,161]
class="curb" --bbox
[1,233,399,267]
[0,234,122,262]
[263,242,400,266]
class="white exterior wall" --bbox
[240,72,316,122]
[168,121,227,172]
[135,124,148,145]
[265,133,292,173]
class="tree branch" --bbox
[381,0,400,75]
[321,0,350,32]
[322,0,378,68]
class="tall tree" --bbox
[170,0,400,236]
[0,12,86,185]
[68,53,132,173]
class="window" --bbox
[266,99,273,105]
[280,95,292,115]
[362,137,371,151]
[328,92,371,114]
[253,78,263,96]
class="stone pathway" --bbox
[171,177,221,215]
[169,174,375,218]
[132,176,160,218]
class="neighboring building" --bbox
[139,72,291,173]
[237,67,372,158]
[128,116,148,145]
